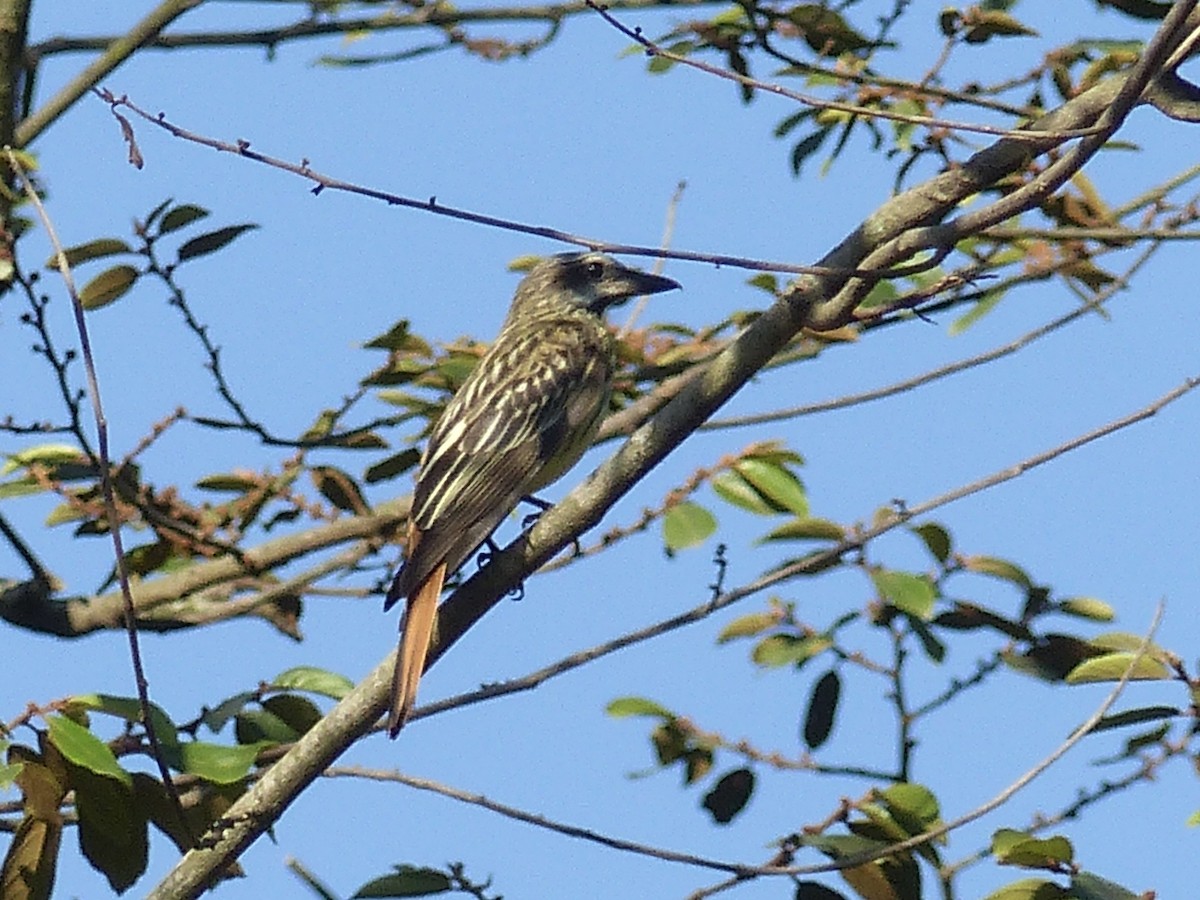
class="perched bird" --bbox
[384,252,680,736]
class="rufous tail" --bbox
[388,561,446,737]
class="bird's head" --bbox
[510,252,681,319]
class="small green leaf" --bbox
[963,10,1039,43]
[711,470,776,515]
[158,204,210,234]
[761,517,844,542]
[195,473,260,493]
[311,465,370,514]
[663,501,717,553]
[992,829,1073,868]
[747,273,778,294]
[176,224,258,262]
[1068,870,1142,900]
[353,865,453,897]
[365,449,421,483]
[981,878,1069,900]
[70,694,179,749]
[1066,651,1171,683]
[794,881,852,899]
[177,741,265,784]
[871,569,936,620]
[701,767,755,824]
[716,612,778,643]
[45,716,131,788]
[910,522,952,564]
[752,633,831,668]
[949,290,1004,335]
[646,41,695,74]
[606,696,672,719]
[1057,597,1115,622]
[2,443,89,475]
[802,670,841,750]
[70,764,148,892]
[1091,705,1179,733]
[45,237,133,269]
[961,555,1033,589]
[733,458,808,516]
[271,666,354,700]
[78,264,138,310]
[261,694,322,735]
[201,692,258,733]
[880,783,941,834]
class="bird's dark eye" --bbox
[585,260,605,280]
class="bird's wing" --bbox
[391,320,611,601]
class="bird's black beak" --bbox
[628,268,681,297]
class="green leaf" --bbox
[1066,651,1171,683]
[1068,870,1142,900]
[310,465,370,514]
[234,708,300,745]
[711,470,776,515]
[158,204,210,234]
[1091,705,1179,733]
[880,783,941,834]
[716,612,778,643]
[910,522,952,564]
[963,10,1038,44]
[992,829,1073,868]
[353,865,453,897]
[78,264,138,310]
[753,633,831,668]
[802,670,841,750]
[795,882,852,899]
[747,273,778,294]
[3,756,67,900]
[176,741,266,785]
[70,694,179,749]
[201,692,258,733]
[606,696,672,719]
[761,517,845,542]
[663,501,717,553]
[271,666,355,700]
[44,716,131,788]
[646,40,695,74]
[194,473,260,493]
[70,764,148,893]
[949,290,1004,335]
[701,767,754,824]
[176,224,258,262]
[365,448,421,484]
[871,569,936,620]
[960,555,1033,589]
[2,443,88,475]
[45,237,133,269]
[733,458,808,516]
[1057,597,1115,622]
[981,878,1070,900]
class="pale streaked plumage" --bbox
[384,253,680,736]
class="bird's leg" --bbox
[519,495,583,557]
[475,536,503,569]
[474,537,527,601]
[519,494,554,530]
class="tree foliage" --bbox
[2,1,1200,898]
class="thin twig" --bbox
[4,147,195,848]
[586,1,1102,143]
[94,90,939,282]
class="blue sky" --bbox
[3,3,1198,898]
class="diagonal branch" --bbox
[144,9,1200,893]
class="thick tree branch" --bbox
[145,6,1200,885]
